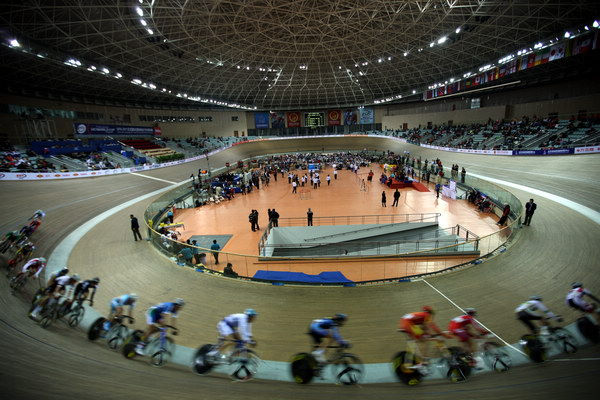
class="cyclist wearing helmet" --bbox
[399,306,450,360]
[14,257,46,280]
[29,274,80,320]
[448,308,488,356]
[208,309,258,359]
[70,277,100,307]
[308,313,349,363]
[566,282,600,313]
[45,267,69,291]
[136,298,184,355]
[105,293,138,331]
[0,230,20,253]
[515,296,561,335]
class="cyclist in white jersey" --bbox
[29,274,80,319]
[566,282,600,313]
[208,309,257,359]
[104,293,138,330]
[515,295,561,335]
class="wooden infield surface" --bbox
[0,136,599,399]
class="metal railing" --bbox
[143,149,522,285]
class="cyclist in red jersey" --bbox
[448,308,488,357]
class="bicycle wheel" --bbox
[392,351,424,386]
[150,337,174,367]
[40,306,55,329]
[229,349,261,381]
[521,335,546,363]
[68,306,85,327]
[482,341,511,372]
[122,342,138,359]
[577,317,599,344]
[446,347,471,383]
[290,352,317,384]
[107,324,128,350]
[552,328,577,354]
[331,353,364,385]
[88,317,106,341]
[192,344,217,375]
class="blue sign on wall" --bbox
[254,113,270,129]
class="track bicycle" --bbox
[574,305,600,344]
[122,325,177,367]
[290,345,364,385]
[88,315,136,350]
[61,297,90,328]
[9,272,30,295]
[193,339,261,381]
[478,336,512,372]
[520,325,577,363]
[392,333,471,385]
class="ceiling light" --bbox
[135,7,144,16]
[377,58,382,63]
[564,31,570,38]
[584,25,589,31]
[9,39,21,48]
[90,65,96,70]
[140,19,147,26]
[437,36,447,44]
[593,20,599,28]
[147,28,154,35]
[387,56,392,61]
[412,90,416,94]
[455,27,461,34]
[102,67,109,73]
[132,78,142,84]
[429,42,434,47]
[116,72,122,78]
[246,66,250,70]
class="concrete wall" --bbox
[0,94,248,141]
[381,106,508,130]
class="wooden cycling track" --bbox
[0,136,599,399]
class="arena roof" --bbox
[1,1,599,109]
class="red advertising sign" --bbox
[286,111,301,127]
[327,110,342,126]
[153,126,162,136]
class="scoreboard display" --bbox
[305,112,325,127]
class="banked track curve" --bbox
[1,136,599,399]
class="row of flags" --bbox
[425,31,598,100]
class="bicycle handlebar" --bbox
[160,324,178,331]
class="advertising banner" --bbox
[286,111,301,127]
[343,110,358,125]
[327,110,342,126]
[74,123,155,136]
[359,108,374,124]
[270,112,285,128]
[254,112,269,129]
[575,146,600,154]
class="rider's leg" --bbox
[517,312,539,335]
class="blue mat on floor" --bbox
[253,270,353,283]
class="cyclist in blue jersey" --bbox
[309,313,349,362]
[135,298,184,355]
[104,293,138,331]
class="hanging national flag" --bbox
[572,33,593,55]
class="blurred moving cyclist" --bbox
[208,308,258,359]
[136,298,184,355]
[515,295,561,335]
[104,293,138,331]
[566,282,600,314]
[309,313,349,363]
[399,306,450,363]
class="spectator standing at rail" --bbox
[435,183,441,199]
[461,167,466,183]
[381,191,387,207]
[524,199,537,226]
[292,180,297,193]
[271,209,280,227]
[130,215,143,241]
[497,204,511,226]
[307,208,314,226]
[210,239,221,264]
[334,169,338,180]
[392,189,401,207]
[178,246,195,265]
[326,174,331,186]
